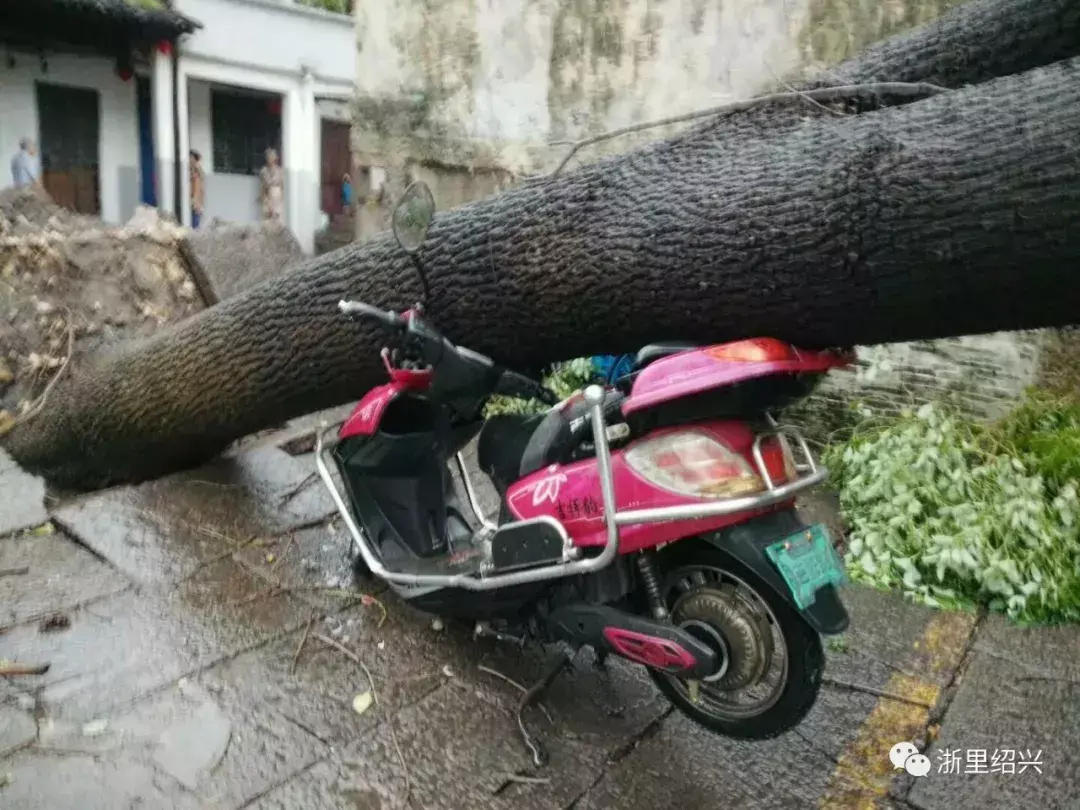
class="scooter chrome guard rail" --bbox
[315,386,827,590]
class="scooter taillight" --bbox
[624,431,765,499]
[757,434,797,486]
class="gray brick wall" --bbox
[787,330,1050,441]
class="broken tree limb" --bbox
[636,0,1080,167]
[0,661,50,676]
[544,82,947,178]
[5,53,1080,491]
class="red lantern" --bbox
[117,66,133,82]
[267,97,282,116]
[155,40,173,56]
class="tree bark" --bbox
[6,52,1080,491]
[826,0,1080,87]
[662,0,1080,155]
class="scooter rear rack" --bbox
[314,386,828,591]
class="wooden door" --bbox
[320,119,351,216]
[36,82,101,216]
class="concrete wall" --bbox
[789,333,1052,440]
[354,0,817,175]
[0,51,141,224]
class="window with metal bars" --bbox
[210,88,282,176]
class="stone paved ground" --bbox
[2,438,1078,810]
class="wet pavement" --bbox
[2,435,1078,809]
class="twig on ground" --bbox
[477,665,553,724]
[315,633,412,807]
[229,586,284,606]
[291,614,315,675]
[516,652,571,768]
[0,308,75,437]
[0,661,51,676]
[278,472,318,506]
[0,567,30,578]
[539,81,947,178]
[491,771,552,795]
[361,593,388,628]
[229,584,360,606]
[501,774,551,785]
[272,534,298,570]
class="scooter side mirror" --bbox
[392,180,436,254]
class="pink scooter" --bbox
[315,181,853,760]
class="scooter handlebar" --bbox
[338,300,405,330]
[495,368,559,406]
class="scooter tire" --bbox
[648,540,825,741]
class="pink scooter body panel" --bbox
[339,362,433,440]
[622,340,851,416]
[505,420,793,555]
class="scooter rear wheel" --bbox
[648,540,824,740]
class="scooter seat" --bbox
[476,390,627,496]
[633,341,699,372]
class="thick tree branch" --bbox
[5,56,1080,490]
[826,0,1080,87]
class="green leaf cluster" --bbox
[824,394,1080,624]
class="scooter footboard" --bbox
[702,511,849,635]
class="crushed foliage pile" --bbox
[0,186,206,432]
[826,393,1080,625]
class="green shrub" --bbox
[824,398,1080,624]
[484,358,596,417]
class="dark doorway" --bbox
[136,75,156,207]
[320,119,351,216]
[36,82,101,215]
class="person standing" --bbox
[189,149,205,229]
[341,172,353,211]
[10,137,41,189]
[259,147,284,223]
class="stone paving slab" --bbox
[0,748,201,810]
[578,707,834,810]
[823,586,977,695]
[972,614,1080,681]
[233,523,371,614]
[0,447,47,537]
[0,558,309,723]
[471,644,667,751]
[0,526,130,627]
[907,620,1080,810]
[192,601,462,748]
[52,445,335,585]
[250,683,609,810]
[0,706,37,758]
[93,678,328,810]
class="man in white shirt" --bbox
[10,137,41,188]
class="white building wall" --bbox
[186,77,263,225]
[174,0,354,86]
[170,0,354,253]
[0,51,141,224]
[187,79,214,172]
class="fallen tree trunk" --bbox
[6,53,1080,490]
